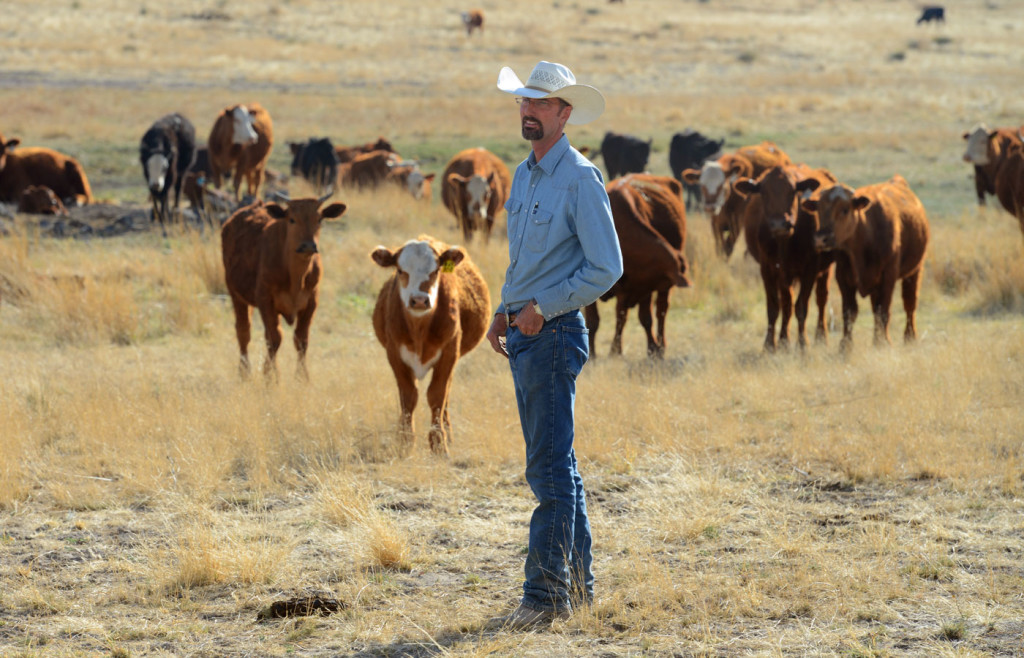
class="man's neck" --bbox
[531,131,564,163]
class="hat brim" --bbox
[497,66,605,125]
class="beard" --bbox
[521,116,543,141]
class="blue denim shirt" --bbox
[497,134,623,319]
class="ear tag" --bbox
[441,261,455,274]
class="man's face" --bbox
[519,97,570,141]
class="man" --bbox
[486,61,623,630]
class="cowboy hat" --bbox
[496,61,605,125]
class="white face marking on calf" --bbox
[396,240,440,317]
[400,344,440,380]
[699,162,728,212]
[407,170,425,199]
[145,153,169,191]
[231,106,259,145]
[464,175,490,219]
[962,125,990,164]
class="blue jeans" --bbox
[506,310,594,613]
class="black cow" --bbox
[600,132,652,181]
[140,113,197,236]
[916,5,944,24]
[668,130,725,211]
[289,137,340,194]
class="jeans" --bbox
[506,310,594,613]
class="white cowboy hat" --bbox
[496,61,605,125]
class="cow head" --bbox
[802,184,868,251]
[0,135,21,172]
[288,141,306,177]
[962,123,994,165]
[389,165,435,200]
[735,166,822,239]
[230,105,259,146]
[145,151,170,193]
[448,172,495,225]
[371,238,465,316]
[265,193,347,257]
[20,185,68,216]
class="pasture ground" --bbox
[1,0,1023,656]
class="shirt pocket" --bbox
[526,208,553,253]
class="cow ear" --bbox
[371,247,397,268]
[4,138,20,150]
[852,196,871,211]
[321,202,347,220]
[795,179,821,194]
[439,247,465,271]
[734,178,759,195]
[801,198,819,213]
[424,173,436,182]
[447,173,468,187]
[265,203,288,219]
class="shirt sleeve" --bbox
[533,169,623,317]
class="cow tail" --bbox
[65,161,94,204]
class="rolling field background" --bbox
[1,0,1023,656]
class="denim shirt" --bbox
[497,134,623,319]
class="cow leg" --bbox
[386,350,418,451]
[230,294,253,378]
[871,270,897,346]
[258,305,283,380]
[150,196,166,237]
[901,269,922,343]
[654,287,671,358]
[293,300,317,381]
[777,280,794,351]
[814,269,830,345]
[835,254,858,353]
[610,296,629,356]
[583,303,600,358]
[232,166,245,202]
[761,265,780,352]
[637,292,659,358]
[426,352,458,456]
[248,168,265,200]
[793,272,818,350]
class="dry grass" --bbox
[1,0,1023,656]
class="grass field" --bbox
[1,0,1023,656]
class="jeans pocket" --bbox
[560,326,589,377]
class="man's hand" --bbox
[486,313,509,358]
[514,302,544,336]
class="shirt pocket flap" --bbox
[506,199,523,214]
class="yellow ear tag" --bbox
[441,261,455,273]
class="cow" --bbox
[802,175,930,351]
[600,132,652,181]
[584,174,690,358]
[668,130,725,211]
[335,137,396,164]
[207,103,274,202]
[371,235,490,455]
[18,185,68,215]
[289,137,340,194]
[139,113,198,236]
[992,141,1024,239]
[386,165,436,201]
[221,194,347,380]
[461,9,484,36]
[682,141,792,259]
[0,133,93,207]
[734,164,838,351]
[440,147,512,243]
[338,149,414,190]
[961,123,1024,207]
[916,5,944,24]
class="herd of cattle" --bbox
[0,104,1022,454]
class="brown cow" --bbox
[992,141,1024,238]
[440,147,512,243]
[735,164,838,351]
[962,123,1023,207]
[386,165,436,201]
[584,174,690,358]
[338,149,411,190]
[221,194,347,379]
[19,185,68,215]
[207,103,274,202]
[803,175,930,351]
[371,235,490,455]
[461,9,484,36]
[335,137,397,164]
[0,133,93,206]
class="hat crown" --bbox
[526,61,575,93]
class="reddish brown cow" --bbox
[371,235,490,455]
[221,194,347,379]
[803,175,930,351]
[19,185,68,215]
[335,137,397,164]
[440,147,512,243]
[207,103,274,201]
[461,9,484,35]
[0,133,93,206]
[992,142,1024,238]
[961,123,1023,208]
[338,150,409,190]
[584,174,690,358]
[735,164,838,351]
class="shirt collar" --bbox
[526,133,571,174]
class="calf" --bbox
[682,153,754,258]
[140,113,198,236]
[600,132,652,180]
[338,149,418,190]
[289,137,340,194]
[208,103,274,201]
[735,164,838,351]
[221,194,347,379]
[440,147,511,242]
[18,185,68,215]
[803,176,930,351]
[461,9,484,36]
[0,133,93,206]
[668,130,725,211]
[386,165,435,201]
[585,174,690,358]
[371,236,490,455]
